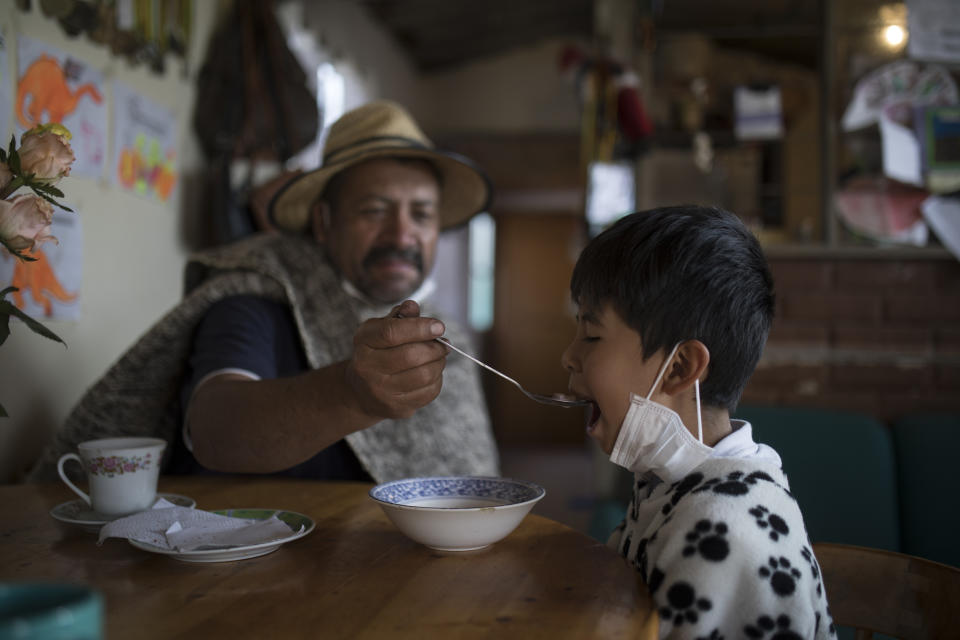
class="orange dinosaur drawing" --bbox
[10,249,77,317]
[16,55,103,129]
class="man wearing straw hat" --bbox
[28,101,499,483]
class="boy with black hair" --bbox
[562,205,833,639]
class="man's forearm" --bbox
[187,361,380,473]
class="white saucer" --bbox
[128,508,314,563]
[50,493,197,533]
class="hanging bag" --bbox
[194,0,318,161]
[192,0,319,245]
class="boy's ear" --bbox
[662,340,710,395]
[310,201,332,245]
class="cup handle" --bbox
[57,453,91,506]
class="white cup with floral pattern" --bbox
[56,437,167,516]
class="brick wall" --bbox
[742,254,960,422]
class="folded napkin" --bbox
[98,499,300,551]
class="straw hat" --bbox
[269,100,492,231]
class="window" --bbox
[468,212,495,331]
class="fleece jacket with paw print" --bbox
[608,439,834,639]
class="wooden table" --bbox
[1,476,658,639]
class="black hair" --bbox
[570,205,775,411]
[320,156,444,213]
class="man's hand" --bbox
[189,299,448,472]
[346,299,448,420]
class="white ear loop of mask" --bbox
[695,378,702,443]
[646,343,703,444]
[609,341,712,481]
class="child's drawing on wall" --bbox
[9,248,77,316]
[0,208,82,321]
[16,55,101,129]
[0,33,12,143]
[17,37,107,179]
[111,82,178,203]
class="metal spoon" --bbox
[437,337,590,409]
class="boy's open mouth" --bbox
[586,401,602,434]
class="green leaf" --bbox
[0,402,8,418]
[0,239,38,261]
[7,135,14,158]
[0,175,24,199]
[31,187,56,204]
[0,300,65,346]
[28,186,73,212]
[8,148,20,173]
[39,184,65,198]
[0,148,6,163]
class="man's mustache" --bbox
[363,246,423,272]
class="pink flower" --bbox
[18,125,75,184]
[0,162,11,191]
[0,194,56,252]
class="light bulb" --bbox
[884,24,905,47]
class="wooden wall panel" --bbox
[489,213,588,445]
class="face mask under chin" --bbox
[608,343,712,483]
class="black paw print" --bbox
[648,567,665,595]
[744,614,804,639]
[695,629,724,640]
[799,545,820,579]
[799,545,823,598]
[748,505,790,541]
[814,611,835,637]
[633,537,649,577]
[682,519,730,562]
[693,470,776,497]
[661,472,704,516]
[647,513,671,549]
[620,533,632,559]
[759,556,803,597]
[658,581,712,627]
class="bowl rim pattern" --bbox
[369,475,546,511]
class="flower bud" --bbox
[19,125,76,184]
[24,123,73,140]
[0,194,57,252]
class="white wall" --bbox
[0,2,219,481]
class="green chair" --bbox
[733,406,900,552]
[892,413,960,569]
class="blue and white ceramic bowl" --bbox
[369,476,546,551]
